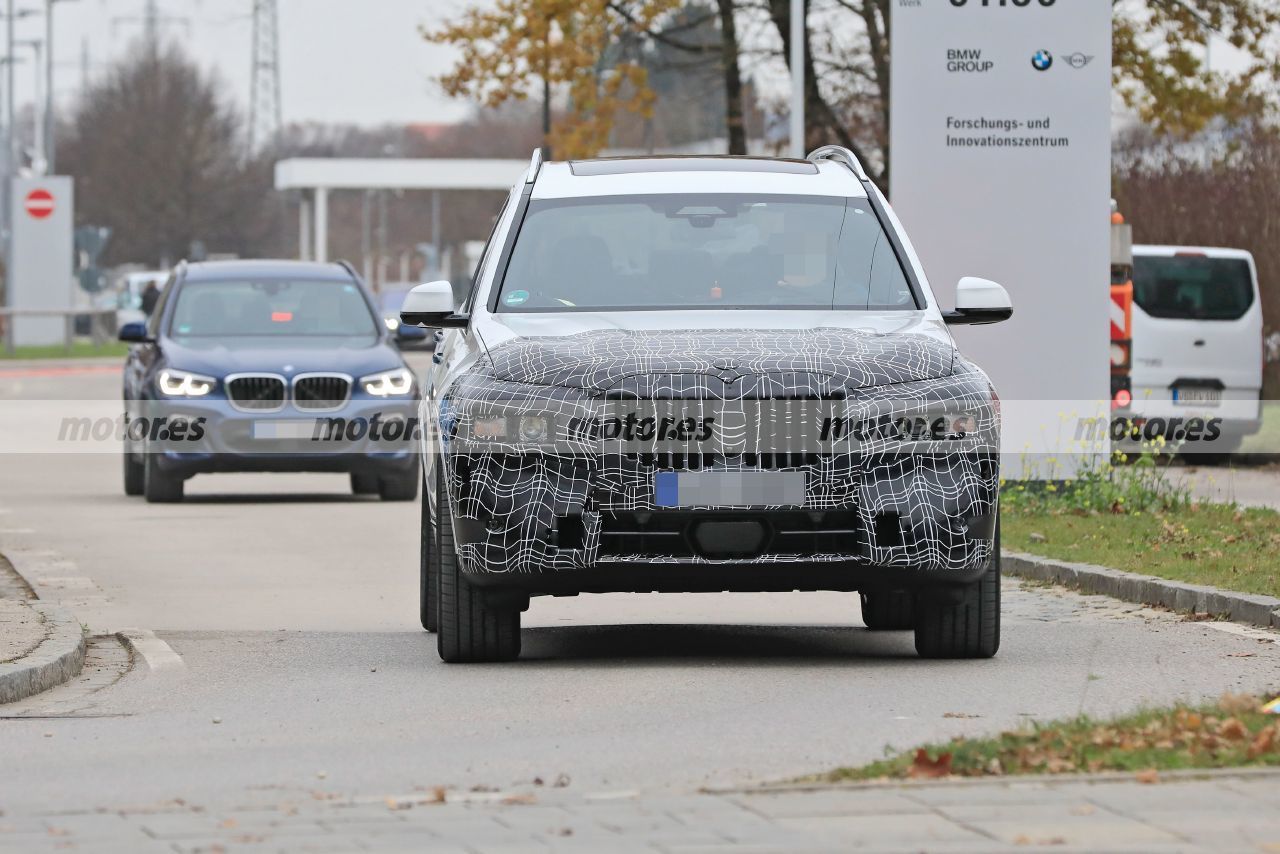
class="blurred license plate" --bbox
[1173,387,1221,406]
[252,420,319,440]
[654,471,805,508]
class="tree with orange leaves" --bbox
[426,0,680,159]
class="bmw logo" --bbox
[1031,50,1053,71]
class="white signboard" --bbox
[890,1,1112,471]
[8,176,75,347]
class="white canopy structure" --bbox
[273,158,528,263]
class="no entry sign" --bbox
[24,188,55,219]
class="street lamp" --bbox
[14,38,41,172]
[789,0,804,158]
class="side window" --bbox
[462,196,512,313]
[147,274,177,337]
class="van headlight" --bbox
[361,367,415,397]
[157,369,216,397]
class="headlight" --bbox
[384,316,399,331]
[518,415,549,442]
[472,415,508,440]
[157,369,216,397]
[361,367,415,397]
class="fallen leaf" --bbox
[1134,769,1159,784]
[1218,718,1249,741]
[1226,652,1256,658]
[907,748,953,779]
[1070,805,1096,816]
[500,793,538,805]
[1248,726,1278,759]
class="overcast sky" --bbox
[18,0,471,127]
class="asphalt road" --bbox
[2,358,1279,819]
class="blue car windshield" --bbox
[169,280,377,338]
[494,194,917,312]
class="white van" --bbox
[115,270,170,327]
[1129,245,1263,457]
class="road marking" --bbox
[115,628,185,673]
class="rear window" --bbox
[1133,255,1254,321]
[169,279,377,338]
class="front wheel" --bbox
[419,471,438,633]
[143,449,184,503]
[860,591,914,630]
[123,444,144,496]
[914,519,1001,659]
[435,460,520,663]
[379,472,419,502]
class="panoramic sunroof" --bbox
[569,157,820,176]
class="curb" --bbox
[713,765,1280,797]
[0,600,86,704]
[1005,551,1280,630]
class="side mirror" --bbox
[400,280,468,329]
[943,277,1013,326]
[118,321,152,343]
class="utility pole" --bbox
[789,0,805,158]
[248,0,281,152]
[45,0,77,174]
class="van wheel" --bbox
[436,461,520,663]
[350,473,379,495]
[860,591,914,630]
[143,450,184,504]
[914,519,1000,659]
[419,471,438,633]
[123,444,144,496]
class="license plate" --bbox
[1172,387,1221,407]
[654,471,805,508]
[252,420,319,440]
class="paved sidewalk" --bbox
[3,771,1280,852]
[0,597,45,664]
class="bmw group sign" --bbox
[889,1,1112,475]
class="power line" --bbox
[248,0,280,152]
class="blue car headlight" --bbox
[157,368,217,397]
[360,367,415,397]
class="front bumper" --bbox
[134,396,420,477]
[436,358,1001,589]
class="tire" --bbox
[860,591,914,630]
[143,449,184,503]
[914,518,1001,659]
[436,459,520,663]
[123,444,144,496]
[419,470,438,633]
[379,472,420,502]
[350,472,379,495]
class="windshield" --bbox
[1133,255,1254,321]
[169,279,377,338]
[494,194,917,312]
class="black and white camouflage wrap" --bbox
[435,328,999,577]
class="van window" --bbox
[1133,255,1253,321]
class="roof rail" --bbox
[526,147,544,184]
[806,145,869,182]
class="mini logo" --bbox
[1064,52,1093,69]
[1031,50,1053,71]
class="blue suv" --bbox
[119,260,421,503]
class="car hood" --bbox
[473,312,956,393]
[161,335,402,378]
